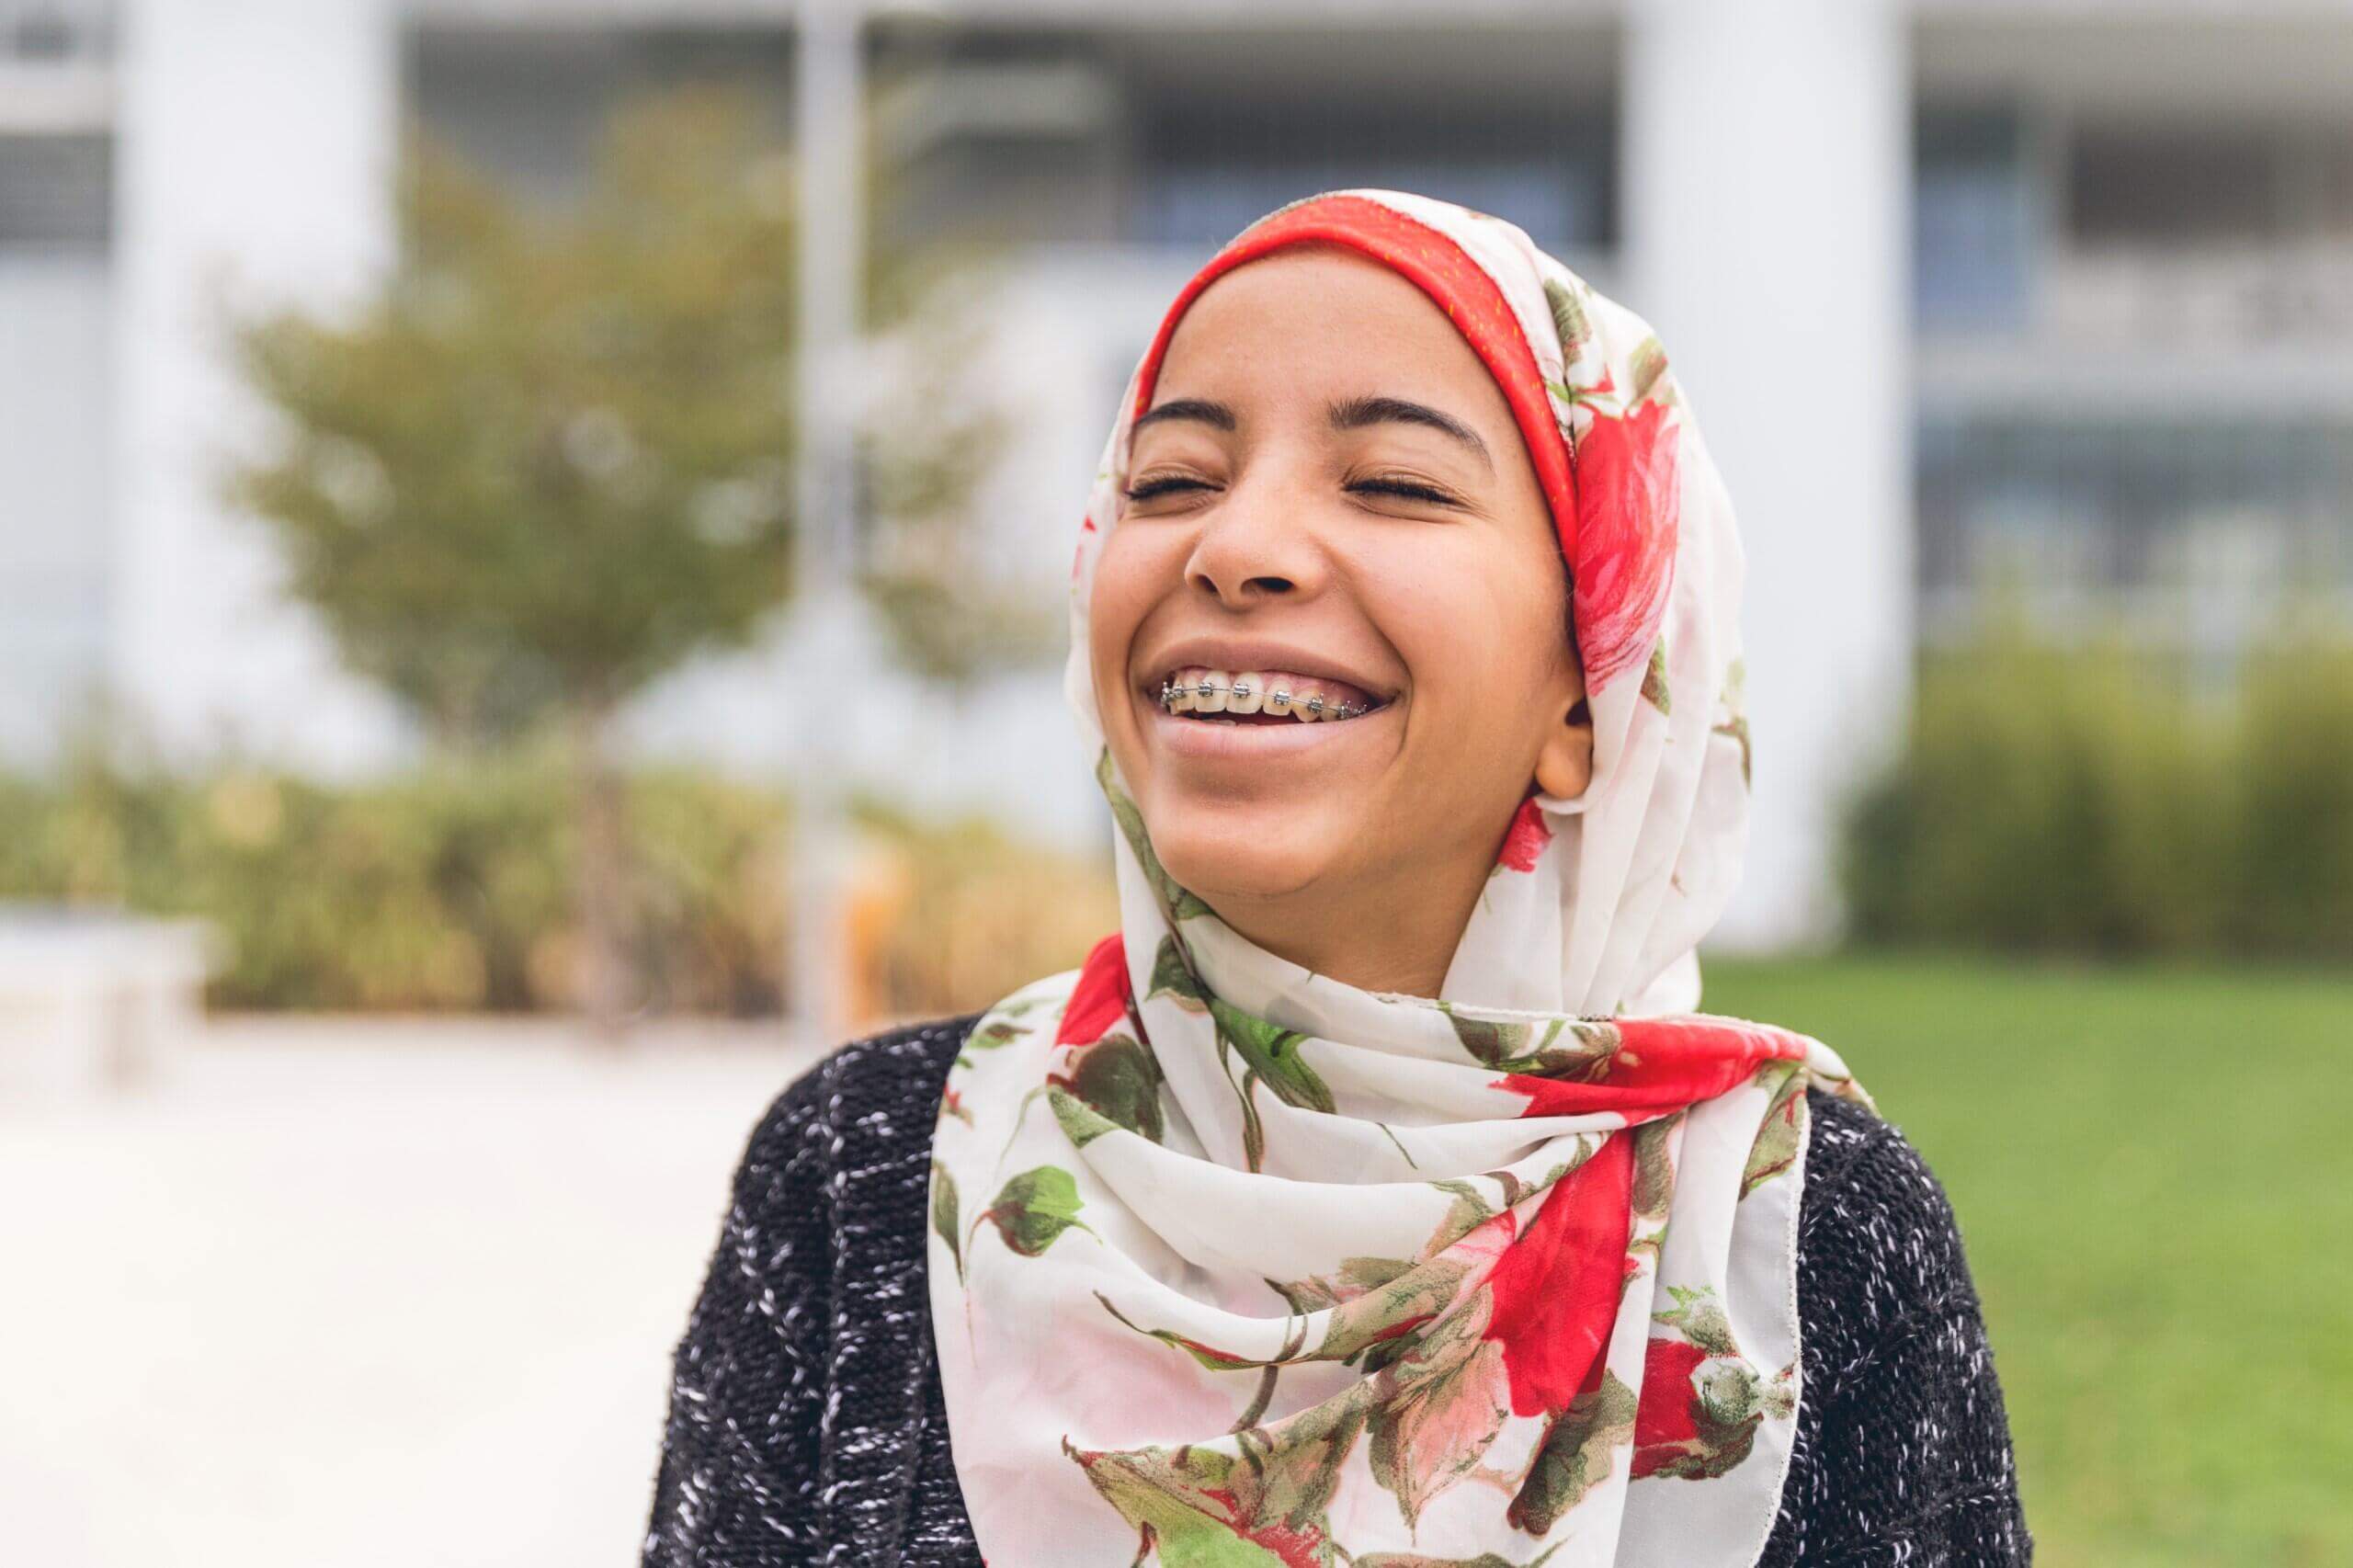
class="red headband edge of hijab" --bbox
[1126,192,1582,569]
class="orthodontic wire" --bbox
[1156,675,1375,721]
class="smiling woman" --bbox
[642,192,2032,1568]
[1093,244,1593,999]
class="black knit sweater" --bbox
[641,1012,2032,1566]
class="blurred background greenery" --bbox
[1708,954,2353,1568]
[9,611,2353,1011]
[1844,607,2353,962]
[0,738,1120,1021]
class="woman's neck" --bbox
[1199,857,1487,999]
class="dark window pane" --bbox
[0,133,109,250]
[1915,108,2032,331]
[1133,93,1612,255]
[1917,414,2353,644]
[2071,125,2287,247]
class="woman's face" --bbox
[1089,245,1592,943]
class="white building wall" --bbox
[109,0,411,773]
[1625,0,1914,950]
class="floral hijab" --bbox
[925,190,1867,1566]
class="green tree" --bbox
[229,85,1033,1037]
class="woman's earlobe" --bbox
[1533,698,1596,801]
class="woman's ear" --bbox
[1533,691,1595,801]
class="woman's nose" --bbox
[1180,466,1325,608]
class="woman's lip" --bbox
[1142,698,1398,760]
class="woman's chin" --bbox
[1152,821,1345,907]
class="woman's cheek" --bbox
[1086,541,1148,710]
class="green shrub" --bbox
[0,749,1118,1017]
[2233,632,2353,957]
[1842,614,2353,960]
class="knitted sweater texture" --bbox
[641,1012,2033,1566]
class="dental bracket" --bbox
[1157,675,1373,721]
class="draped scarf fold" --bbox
[926,189,1868,1567]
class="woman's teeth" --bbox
[1156,667,1383,722]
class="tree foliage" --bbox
[229,84,1035,740]
[224,85,1036,1031]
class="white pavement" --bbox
[0,1014,850,1568]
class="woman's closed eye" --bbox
[1121,473,1215,503]
[1348,474,1461,506]
[1120,473,1463,506]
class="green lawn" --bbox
[1701,952,2353,1568]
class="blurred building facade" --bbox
[6,0,2351,947]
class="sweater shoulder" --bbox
[1769,1094,2030,1563]
[1794,1086,1985,1383]
[801,1009,983,1117]
[734,1010,984,1183]
[1798,1086,1969,1258]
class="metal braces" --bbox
[1156,674,1377,722]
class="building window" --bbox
[2071,124,2292,249]
[3,2,114,63]
[1131,97,1613,256]
[1914,108,2033,334]
[1917,415,2353,649]
[404,24,795,209]
[0,132,110,251]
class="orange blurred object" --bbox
[840,836,915,1031]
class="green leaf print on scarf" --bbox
[1653,1284,1738,1357]
[1741,1064,1808,1199]
[1422,1178,1501,1256]
[968,991,1056,1051]
[1630,1114,1680,1221]
[1312,1245,1484,1368]
[1641,637,1672,715]
[1437,1003,1540,1068]
[972,1165,1092,1258]
[1048,1087,1120,1149]
[1063,1392,1368,1568]
[1093,1290,1274,1374]
[1207,994,1334,1173]
[930,1161,963,1285]
[1712,656,1754,789]
[1148,932,1210,1013]
[1103,1245,1466,1378]
[1097,745,1214,924]
[1627,335,1672,409]
[1053,1031,1167,1143]
[1506,1370,1639,1535]
[1266,1255,1416,1316]
[1438,1005,1621,1079]
[1366,1292,1512,1528]
[1543,275,1590,362]
[1209,997,1332,1112]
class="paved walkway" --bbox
[0,1015,845,1568]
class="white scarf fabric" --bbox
[926,189,1867,1567]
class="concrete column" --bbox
[110,0,407,772]
[1623,0,1913,950]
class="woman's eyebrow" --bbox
[1132,392,1493,474]
[1327,394,1493,472]
[1132,397,1236,435]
